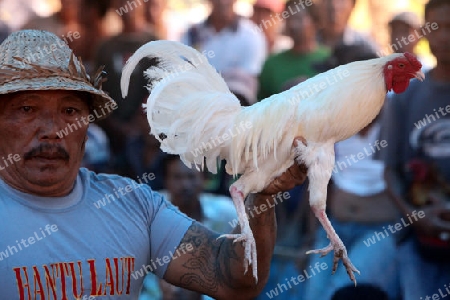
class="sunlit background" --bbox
[0,0,435,65]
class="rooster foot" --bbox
[306,242,360,286]
[218,226,257,282]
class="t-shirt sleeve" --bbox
[139,186,194,278]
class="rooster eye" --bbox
[398,63,405,68]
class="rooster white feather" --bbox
[121,40,424,284]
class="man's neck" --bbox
[209,13,236,33]
[291,40,318,55]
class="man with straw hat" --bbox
[0,30,307,299]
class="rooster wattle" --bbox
[120,40,424,285]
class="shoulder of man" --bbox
[183,20,208,47]
[80,168,162,205]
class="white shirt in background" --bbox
[332,123,386,197]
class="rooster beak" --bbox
[414,70,425,81]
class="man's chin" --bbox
[24,162,73,187]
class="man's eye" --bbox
[21,106,32,112]
[65,108,79,115]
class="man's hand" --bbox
[413,193,450,240]
[259,137,308,195]
[260,161,308,195]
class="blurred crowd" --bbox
[0,0,449,299]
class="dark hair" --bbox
[425,0,450,20]
[331,284,389,300]
[82,0,111,18]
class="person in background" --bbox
[181,0,266,77]
[139,155,238,300]
[21,0,81,37]
[388,11,422,55]
[94,0,158,176]
[251,0,289,53]
[387,11,434,72]
[314,0,379,52]
[378,0,450,298]
[257,0,330,100]
[145,0,168,40]
[76,0,112,73]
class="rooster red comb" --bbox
[404,52,422,70]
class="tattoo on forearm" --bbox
[176,194,276,293]
[177,222,241,292]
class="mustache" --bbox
[24,144,70,161]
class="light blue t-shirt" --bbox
[0,168,193,299]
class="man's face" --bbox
[322,0,355,35]
[209,0,237,21]
[390,21,418,53]
[0,90,90,195]
[286,9,315,44]
[165,159,204,207]
[252,6,281,35]
[426,4,450,64]
[146,0,166,23]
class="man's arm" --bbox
[163,162,308,299]
[385,166,450,238]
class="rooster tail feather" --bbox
[120,40,242,173]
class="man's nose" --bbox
[38,111,65,140]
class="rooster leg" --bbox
[306,207,360,285]
[218,183,257,282]
[295,141,360,285]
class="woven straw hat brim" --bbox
[0,76,116,120]
[0,30,116,120]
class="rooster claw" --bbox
[340,255,360,286]
[305,243,334,257]
[218,232,258,283]
[306,242,360,286]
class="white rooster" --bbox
[120,41,424,285]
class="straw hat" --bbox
[0,30,115,119]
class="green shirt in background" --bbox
[257,46,331,100]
